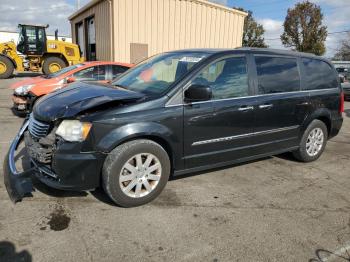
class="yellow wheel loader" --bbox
[0,24,84,79]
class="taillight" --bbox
[340,91,344,113]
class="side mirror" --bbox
[184,84,212,103]
[66,77,76,84]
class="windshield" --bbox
[112,52,210,96]
[44,64,85,78]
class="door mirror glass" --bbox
[184,84,212,103]
[66,77,76,84]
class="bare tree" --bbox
[333,33,350,61]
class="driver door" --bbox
[183,55,256,169]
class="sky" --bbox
[212,0,350,57]
[0,0,349,57]
[0,0,90,35]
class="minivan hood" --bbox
[33,82,145,122]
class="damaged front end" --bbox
[4,83,145,203]
[3,116,58,203]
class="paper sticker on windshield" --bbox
[179,57,204,63]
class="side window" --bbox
[302,58,338,90]
[255,56,300,94]
[111,65,129,79]
[191,56,249,99]
[73,65,107,81]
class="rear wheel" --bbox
[102,139,171,207]
[293,120,328,162]
[0,56,14,79]
[42,57,66,75]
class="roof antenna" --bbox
[55,29,58,40]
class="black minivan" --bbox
[4,48,344,207]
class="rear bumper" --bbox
[3,121,105,203]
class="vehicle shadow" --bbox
[12,72,42,78]
[309,248,350,261]
[170,156,271,181]
[274,152,299,162]
[0,241,32,262]
[90,187,116,206]
[344,109,350,118]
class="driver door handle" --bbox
[238,106,254,111]
[259,104,273,109]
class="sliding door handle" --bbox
[238,106,254,111]
[259,104,273,109]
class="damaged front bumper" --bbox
[3,121,35,202]
[3,120,106,203]
[12,95,29,111]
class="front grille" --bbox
[28,114,50,139]
[24,131,53,164]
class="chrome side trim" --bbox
[192,125,299,146]
[165,87,339,107]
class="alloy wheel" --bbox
[119,153,162,198]
[306,127,324,157]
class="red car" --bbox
[12,61,133,113]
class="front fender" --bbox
[95,122,177,153]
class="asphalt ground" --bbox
[1,74,350,262]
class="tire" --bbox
[293,120,328,162]
[102,139,171,207]
[42,57,66,75]
[0,56,14,79]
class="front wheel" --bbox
[42,57,66,75]
[102,139,171,207]
[293,120,328,162]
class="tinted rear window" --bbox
[255,56,300,94]
[302,58,338,90]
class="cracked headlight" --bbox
[14,85,34,95]
[56,120,92,142]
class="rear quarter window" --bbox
[255,56,300,94]
[302,58,338,90]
